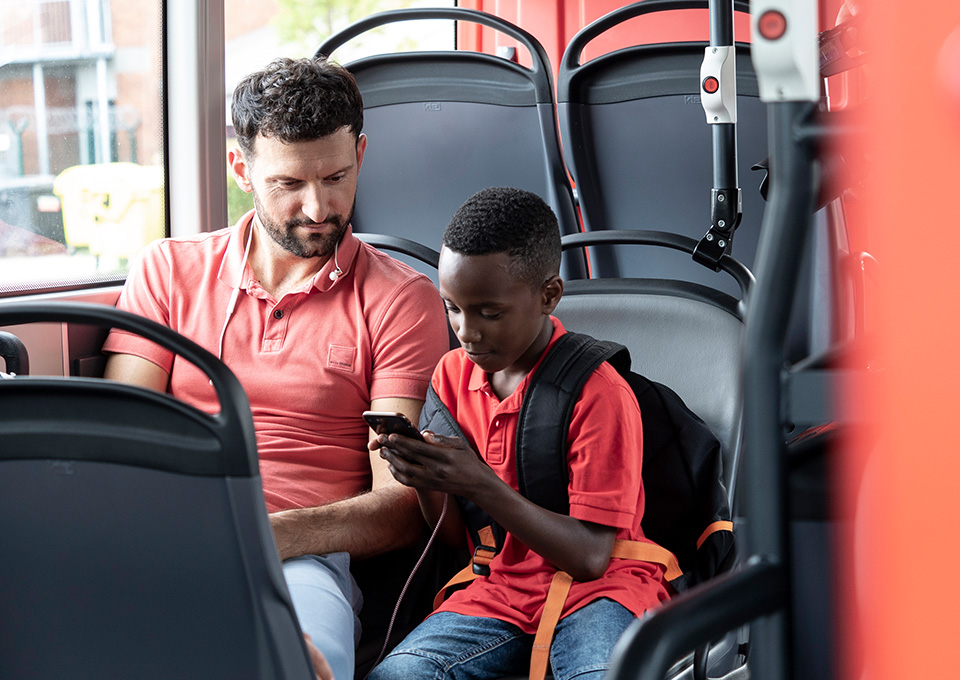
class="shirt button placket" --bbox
[262,306,287,352]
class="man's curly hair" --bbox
[443,187,561,289]
[231,56,363,159]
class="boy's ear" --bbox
[541,274,564,314]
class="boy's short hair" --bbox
[443,187,561,288]
[231,56,363,160]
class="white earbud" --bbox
[328,240,342,281]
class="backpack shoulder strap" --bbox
[419,383,468,440]
[421,383,507,576]
[515,331,630,514]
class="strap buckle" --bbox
[471,543,498,576]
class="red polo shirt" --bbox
[103,211,449,512]
[432,318,670,632]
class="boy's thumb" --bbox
[422,430,454,445]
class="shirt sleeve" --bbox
[101,240,177,372]
[566,363,644,530]
[368,274,450,402]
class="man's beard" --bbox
[252,190,353,259]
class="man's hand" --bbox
[303,634,333,680]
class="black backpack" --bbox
[427,331,736,592]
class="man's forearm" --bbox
[270,484,422,561]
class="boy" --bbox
[369,187,670,680]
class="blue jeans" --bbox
[368,598,635,680]
[284,552,363,680]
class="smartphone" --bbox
[362,411,425,441]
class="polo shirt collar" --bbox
[216,211,361,294]
[465,317,566,408]
[217,211,256,291]
[312,224,360,293]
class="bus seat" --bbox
[554,230,752,680]
[556,230,750,512]
[316,7,587,281]
[355,233,458,351]
[0,329,29,376]
[557,0,765,299]
[0,302,316,680]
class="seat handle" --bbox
[0,301,254,446]
[315,7,555,103]
[562,0,751,72]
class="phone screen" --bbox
[362,411,424,441]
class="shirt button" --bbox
[273,310,283,319]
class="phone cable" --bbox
[365,493,450,677]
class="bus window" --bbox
[223,0,456,226]
[0,0,164,295]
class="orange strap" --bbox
[473,526,498,569]
[435,533,697,680]
[432,563,479,610]
[696,520,734,549]
[432,525,499,610]
[527,539,680,680]
[610,539,683,583]
[529,571,573,680]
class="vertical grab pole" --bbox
[694,0,742,270]
[709,0,739,191]
[746,2,821,679]
[742,100,818,680]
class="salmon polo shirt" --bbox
[432,318,671,633]
[102,211,449,512]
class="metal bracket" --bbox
[694,188,742,269]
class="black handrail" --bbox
[0,330,29,376]
[356,233,440,269]
[0,301,256,474]
[316,7,556,103]
[605,557,786,680]
[561,0,751,72]
[561,230,754,312]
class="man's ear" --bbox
[229,147,253,193]
[541,274,564,314]
[355,133,367,171]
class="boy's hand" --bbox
[374,430,496,498]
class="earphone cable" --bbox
[364,493,450,677]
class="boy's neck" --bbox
[488,316,555,400]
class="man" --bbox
[103,57,449,679]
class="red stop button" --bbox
[758,10,788,41]
[702,76,720,94]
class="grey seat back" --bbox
[557,0,764,296]
[317,8,586,280]
[0,302,313,680]
[555,230,750,506]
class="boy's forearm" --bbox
[270,484,423,561]
[469,477,616,582]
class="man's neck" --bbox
[248,218,330,300]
